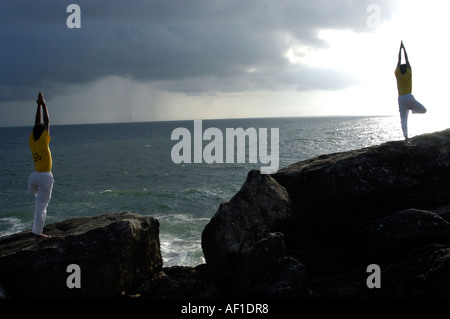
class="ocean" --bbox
[0,115,444,267]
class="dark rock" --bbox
[420,247,450,298]
[229,232,307,298]
[0,212,162,299]
[201,128,450,299]
[365,209,450,259]
[245,256,308,299]
[271,129,450,274]
[202,170,292,287]
[131,264,223,299]
[232,232,287,296]
[0,282,12,299]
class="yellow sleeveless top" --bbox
[29,130,52,172]
[395,66,412,96]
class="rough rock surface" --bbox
[0,212,161,298]
[202,128,450,298]
[131,264,223,299]
[201,170,302,297]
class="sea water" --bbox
[0,116,443,267]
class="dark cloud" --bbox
[0,0,397,102]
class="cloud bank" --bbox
[1,0,397,103]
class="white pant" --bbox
[28,171,54,235]
[398,93,427,138]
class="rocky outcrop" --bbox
[3,129,450,299]
[0,212,162,299]
[201,171,293,286]
[201,171,308,298]
[202,128,450,298]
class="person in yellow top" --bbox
[395,41,427,140]
[28,91,54,240]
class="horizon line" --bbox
[0,114,396,129]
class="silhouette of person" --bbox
[395,41,427,140]
[28,91,54,240]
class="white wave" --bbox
[0,217,28,237]
[157,213,209,267]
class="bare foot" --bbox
[34,234,51,241]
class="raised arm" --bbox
[37,91,50,133]
[397,41,403,67]
[34,100,41,126]
[402,43,411,70]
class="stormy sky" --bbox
[1,0,449,126]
